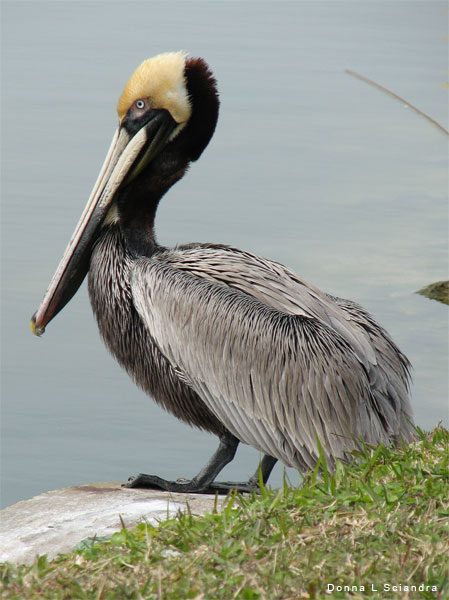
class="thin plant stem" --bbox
[345,69,449,136]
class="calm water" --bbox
[1,2,448,508]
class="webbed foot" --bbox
[122,473,257,494]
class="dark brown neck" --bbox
[117,158,188,257]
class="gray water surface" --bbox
[2,1,448,508]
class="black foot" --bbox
[123,474,204,493]
[122,473,259,494]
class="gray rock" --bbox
[0,482,223,565]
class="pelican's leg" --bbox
[123,432,240,493]
[249,454,278,486]
[123,438,278,494]
[209,453,278,493]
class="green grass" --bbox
[1,426,448,599]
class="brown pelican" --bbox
[31,52,414,493]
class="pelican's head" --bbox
[31,52,219,335]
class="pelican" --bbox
[31,52,414,493]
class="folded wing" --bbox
[131,244,413,469]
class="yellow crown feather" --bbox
[117,52,191,125]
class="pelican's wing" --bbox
[130,246,405,469]
[166,244,413,436]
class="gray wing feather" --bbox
[130,245,413,470]
[169,246,412,417]
[163,246,379,366]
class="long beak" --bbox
[31,111,175,336]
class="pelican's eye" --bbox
[124,98,152,131]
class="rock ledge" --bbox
[0,482,223,564]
